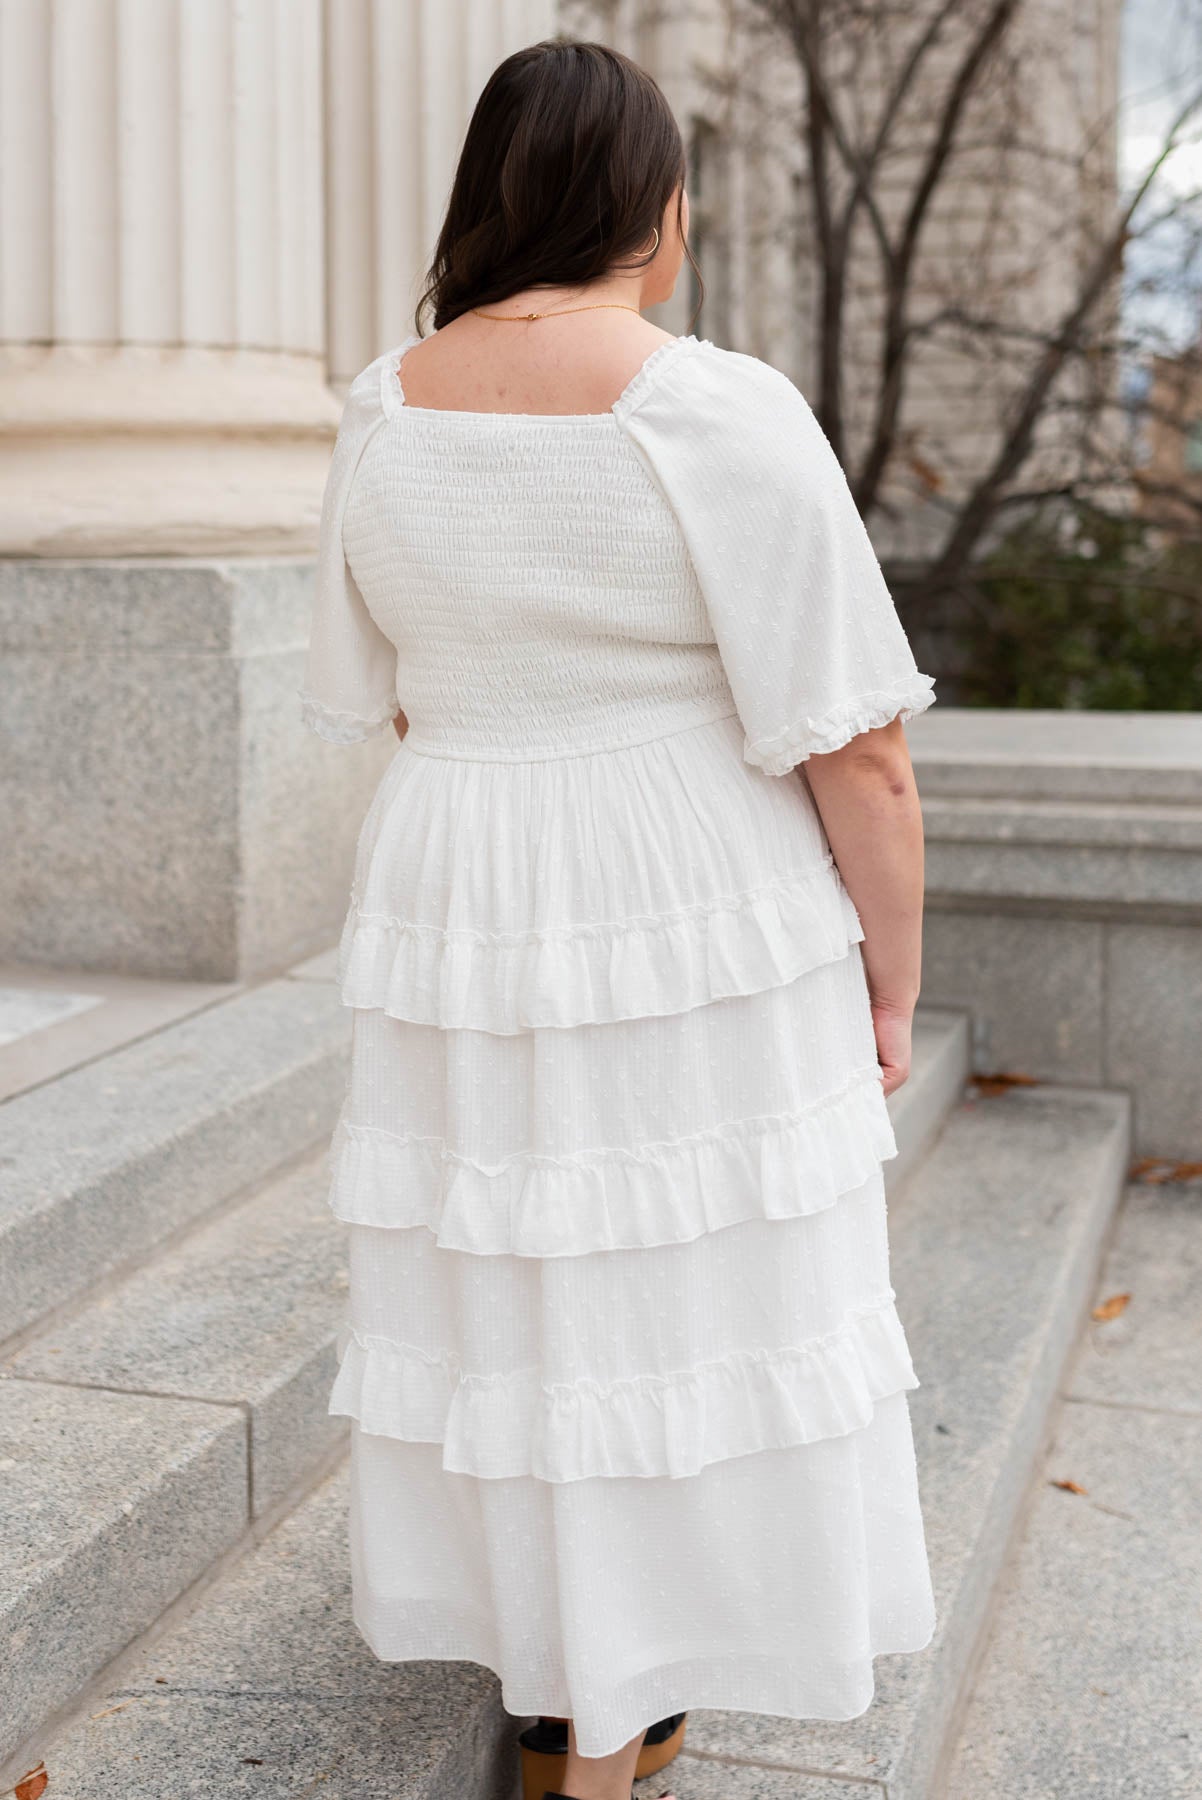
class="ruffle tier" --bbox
[327,1060,895,1256]
[330,1290,916,1482]
[348,1393,938,1756]
[339,862,863,1033]
[336,710,863,1033]
[327,1163,910,1481]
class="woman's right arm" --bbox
[298,351,402,747]
[801,717,925,1095]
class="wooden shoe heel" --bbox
[519,1712,687,1800]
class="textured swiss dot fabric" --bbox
[349,1392,932,1756]
[298,329,937,1757]
[618,342,936,772]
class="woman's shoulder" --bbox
[694,338,805,395]
[618,335,815,435]
[616,336,836,500]
[322,341,417,507]
[339,338,419,428]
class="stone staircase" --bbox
[0,969,352,1766]
[942,1167,1202,1799]
[0,970,1133,1799]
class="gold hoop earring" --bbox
[648,226,660,255]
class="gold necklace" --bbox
[471,301,643,322]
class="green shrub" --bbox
[953,508,1202,710]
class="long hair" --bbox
[417,37,702,333]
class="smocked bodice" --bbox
[301,330,934,778]
[342,399,736,760]
[299,330,936,1036]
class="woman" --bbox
[300,36,937,1800]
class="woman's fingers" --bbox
[872,1002,913,1096]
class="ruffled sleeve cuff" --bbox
[744,672,937,776]
[298,687,400,746]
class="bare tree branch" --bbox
[852,0,1022,511]
[923,89,1202,598]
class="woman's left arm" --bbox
[616,339,935,1096]
[801,718,925,1096]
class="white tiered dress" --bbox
[299,330,938,1758]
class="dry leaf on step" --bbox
[970,1071,1040,1097]
[1129,1157,1202,1184]
[13,1764,48,1800]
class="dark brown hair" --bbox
[416,37,701,333]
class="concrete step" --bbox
[886,1005,969,1196]
[2,1460,518,1800]
[0,1378,247,1764]
[12,1081,1132,1799]
[940,1174,1202,1799]
[5,1151,347,1516]
[671,1082,1132,1799]
[0,974,350,1345]
[0,974,961,1355]
[0,1005,968,1779]
[1,1153,346,1765]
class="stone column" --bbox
[0,0,558,984]
[0,0,337,556]
[324,0,556,387]
[0,0,348,984]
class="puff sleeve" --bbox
[617,342,935,775]
[298,352,401,745]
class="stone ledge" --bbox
[907,707,1202,804]
[912,719,1202,920]
[0,556,394,980]
[906,709,1202,1153]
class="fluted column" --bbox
[0,0,336,555]
[324,0,556,388]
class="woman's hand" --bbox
[871,999,913,1097]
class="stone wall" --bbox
[905,708,1202,1157]
[0,559,394,983]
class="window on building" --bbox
[687,114,732,347]
[1184,417,1202,476]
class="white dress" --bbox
[299,330,938,1758]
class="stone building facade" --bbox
[0,0,1123,985]
[566,0,1124,562]
[0,0,553,981]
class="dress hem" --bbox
[348,1603,939,1761]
